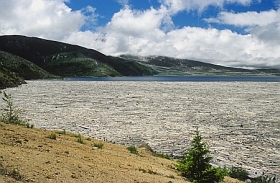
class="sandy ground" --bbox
[2,80,280,178]
[0,123,243,183]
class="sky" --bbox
[0,0,279,69]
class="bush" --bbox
[168,175,175,179]
[228,166,249,181]
[47,133,57,140]
[251,174,278,183]
[26,123,34,129]
[127,146,138,154]
[0,166,23,181]
[10,168,23,180]
[176,128,228,183]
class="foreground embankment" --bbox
[2,80,280,177]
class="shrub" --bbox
[127,146,138,154]
[0,166,23,181]
[138,143,170,159]
[176,128,228,183]
[147,169,158,175]
[93,143,104,149]
[138,168,158,175]
[168,175,175,179]
[251,173,278,183]
[47,133,57,140]
[228,166,249,181]
[26,123,34,129]
[10,168,23,180]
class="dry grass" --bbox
[0,122,244,183]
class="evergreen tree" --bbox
[176,128,227,183]
[1,91,25,125]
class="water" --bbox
[63,75,280,82]
[3,79,280,177]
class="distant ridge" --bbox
[120,55,280,76]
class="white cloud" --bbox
[251,22,280,46]
[204,8,280,46]
[0,0,279,69]
[64,4,279,69]
[158,0,253,13]
[205,9,279,27]
[65,24,280,69]
[0,0,85,40]
[81,6,99,31]
[105,5,173,36]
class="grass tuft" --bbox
[127,146,138,155]
[93,142,104,149]
[47,133,57,140]
[77,134,84,144]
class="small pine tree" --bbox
[0,91,25,125]
[176,128,227,183]
[0,92,30,127]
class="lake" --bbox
[2,79,280,177]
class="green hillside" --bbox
[43,52,121,77]
[0,35,156,77]
[0,66,25,89]
[0,50,56,89]
[0,50,54,79]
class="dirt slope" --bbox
[0,123,242,183]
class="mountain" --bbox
[0,35,279,89]
[0,35,157,78]
[120,55,280,76]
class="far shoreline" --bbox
[60,75,280,82]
